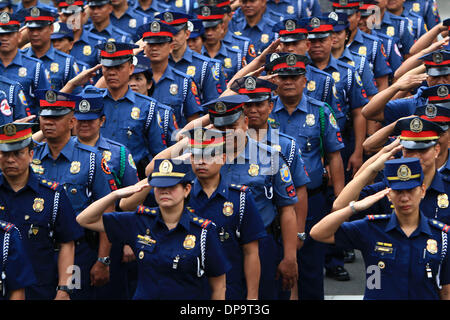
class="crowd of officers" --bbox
[0,0,447,301]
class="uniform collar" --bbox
[428,171,446,194]
[105,86,136,103]
[385,211,433,237]
[0,169,40,193]
[170,47,193,64]
[94,135,110,150]
[273,94,308,113]
[41,137,76,161]
[159,64,176,82]
[320,55,339,72]
[154,206,192,232]
[28,44,56,60]
[243,16,266,32]
[341,47,354,62]
[352,28,365,45]
[382,11,394,26]
[192,176,229,199]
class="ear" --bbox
[268,100,274,113]
[129,63,135,76]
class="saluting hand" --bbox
[352,188,391,213]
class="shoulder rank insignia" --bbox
[192,215,212,229]
[430,219,450,233]
[0,221,14,232]
[366,214,390,221]
[40,179,59,190]
[136,205,157,216]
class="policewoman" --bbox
[311,157,450,300]
[77,159,231,300]
[187,127,266,300]
[0,122,82,299]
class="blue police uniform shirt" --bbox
[22,45,80,91]
[403,10,427,40]
[334,212,450,300]
[439,151,450,180]
[100,87,170,164]
[132,0,160,17]
[103,206,231,300]
[32,138,116,214]
[222,31,252,66]
[84,22,134,44]
[201,43,242,83]
[403,0,440,29]
[347,28,393,79]
[0,77,27,122]
[155,0,198,15]
[339,47,379,97]
[221,136,298,227]
[382,86,427,125]
[0,51,51,116]
[377,11,415,57]
[73,135,139,188]
[304,64,339,118]
[371,30,404,75]
[314,55,369,132]
[0,171,83,288]
[270,94,345,190]
[229,15,276,63]
[266,0,301,20]
[12,1,57,20]
[0,220,36,299]
[189,178,266,299]
[264,125,311,188]
[70,30,104,68]
[150,64,203,128]
[169,47,226,103]
[232,7,283,25]
[110,6,149,42]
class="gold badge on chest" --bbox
[183,234,196,249]
[70,161,81,174]
[438,193,449,208]
[33,198,44,212]
[248,164,259,176]
[223,202,234,216]
[426,239,438,254]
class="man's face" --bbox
[172,28,190,51]
[241,0,265,18]
[427,74,450,86]
[402,144,440,174]
[387,0,405,11]
[214,113,248,152]
[0,147,33,179]
[144,42,172,63]
[89,4,112,24]
[280,39,310,55]
[190,153,225,179]
[309,36,333,62]
[347,11,361,32]
[0,32,20,54]
[203,23,224,46]
[187,36,203,53]
[243,100,273,129]
[376,0,387,10]
[39,112,75,141]
[75,117,103,141]
[102,61,134,90]
[358,15,371,33]
[29,25,53,48]
[51,37,74,54]
[275,74,306,99]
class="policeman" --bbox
[74,86,138,189]
[387,0,426,41]
[22,7,80,92]
[228,0,277,63]
[204,94,299,300]
[0,122,82,299]
[362,51,450,125]
[230,0,283,28]
[138,20,203,128]
[310,157,450,300]
[94,41,176,178]
[109,0,149,40]
[151,0,198,16]
[0,12,50,117]
[266,53,345,300]
[307,15,369,181]
[187,127,266,300]
[197,5,243,82]
[32,89,118,300]
[58,0,105,69]
[157,10,226,102]
[403,0,441,30]
[345,0,392,91]
[77,159,231,300]
[85,0,133,43]
[187,19,204,54]
[0,219,36,300]
[330,12,378,99]
[271,18,340,117]
[132,0,160,17]
[359,0,404,75]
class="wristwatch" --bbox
[56,285,73,294]
[97,256,111,266]
[349,201,358,215]
[297,232,307,241]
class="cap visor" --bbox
[143,36,172,44]
[308,32,331,39]
[74,113,102,120]
[149,176,184,188]
[26,22,52,28]
[189,32,203,38]
[39,108,73,117]
[0,137,31,152]
[202,20,222,28]
[0,26,18,33]
[275,68,306,76]
[246,94,271,103]
[426,67,450,77]
[399,139,437,150]
[100,57,132,67]
[51,33,73,40]
[280,34,307,43]
[211,110,242,127]
[388,180,422,190]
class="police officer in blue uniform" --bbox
[77,159,231,300]
[0,219,36,300]
[93,42,175,178]
[58,1,105,69]
[0,122,82,300]
[198,6,243,82]
[204,94,299,300]
[0,80,27,123]
[0,12,50,116]
[187,126,266,300]
[132,0,160,17]
[311,157,450,300]
[32,89,119,300]
[110,0,149,41]
[187,18,205,53]
[231,0,283,26]
[85,0,133,43]
[387,0,426,41]
[139,20,203,128]
[404,0,440,30]
[22,7,80,92]
[157,10,227,102]
[266,53,345,299]
[272,19,340,117]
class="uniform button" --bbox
[24,215,30,221]
[71,188,77,194]
[378,261,385,269]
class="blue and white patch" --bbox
[280,163,292,183]
[329,113,338,129]
[128,154,136,169]
[19,90,28,106]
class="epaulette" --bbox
[172,67,194,80]
[230,184,249,192]
[309,65,334,80]
[336,58,356,71]
[305,94,327,108]
[191,214,212,229]
[0,220,15,232]
[268,117,280,129]
[21,54,45,65]
[135,205,158,216]
[360,30,381,43]
[366,214,390,221]
[74,140,98,153]
[40,178,60,191]
[104,137,127,149]
[429,219,450,233]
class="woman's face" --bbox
[388,185,425,216]
[154,183,191,208]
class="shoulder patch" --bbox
[366,214,390,221]
[135,205,157,216]
[429,219,450,233]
